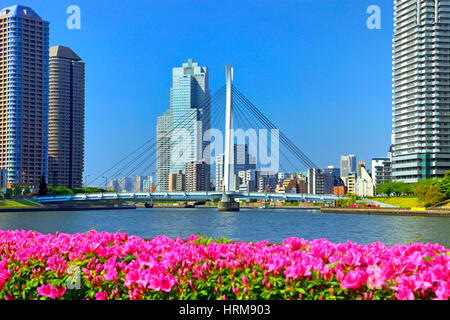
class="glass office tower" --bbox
[169,59,210,174]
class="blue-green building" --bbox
[0,5,49,187]
[169,59,210,174]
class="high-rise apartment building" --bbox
[185,160,210,192]
[308,168,325,195]
[215,154,225,192]
[48,46,85,189]
[372,157,392,187]
[392,0,450,182]
[134,175,144,193]
[156,110,171,191]
[0,5,49,187]
[170,59,210,174]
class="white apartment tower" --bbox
[156,110,171,191]
[392,0,450,182]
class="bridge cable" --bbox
[101,86,226,188]
[233,86,318,169]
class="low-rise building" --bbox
[169,170,185,192]
[333,185,347,196]
[356,164,374,197]
[347,172,357,194]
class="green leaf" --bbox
[327,261,340,269]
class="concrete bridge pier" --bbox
[218,193,240,212]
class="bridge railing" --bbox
[34,191,340,203]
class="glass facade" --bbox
[170,59,210,174]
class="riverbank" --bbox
[0,205,136,212]
[321,207,450,218]
[148,204,321,210]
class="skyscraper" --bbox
[340,155,356,183]
[0,5,49,187]
[170,59,210,174]
[48,46,85,189]
[392,0,450,182]
[156,110,171,191]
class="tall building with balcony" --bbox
[0,5,49,188]
[48,46,85,189]
[392,0,450,182]
[372,157,392,187]
[307,168,325,195]
[170,59,210,174]
[215,154,225,192]
[185,160,210,192]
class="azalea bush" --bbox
[0,230,449,300]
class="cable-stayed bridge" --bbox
[35,64,337,209]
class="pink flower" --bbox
[395,286,415,300]
[95,291,109,300]
[232,286,239,295]
[103,268,118,281]
[341,270,367,289]
[37,284,66,299]
[242,274,249,286]
[434,281,449,300]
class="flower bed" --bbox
[0,230,448,300]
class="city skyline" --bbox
[5,0,395,180]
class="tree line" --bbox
[375,171,450,207]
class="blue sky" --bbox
[11,0,394,181]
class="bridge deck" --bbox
[34,192,340,203]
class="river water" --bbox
[0,208,448,247]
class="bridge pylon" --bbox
[218,64,240,212]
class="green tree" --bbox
[23,186,31,196]
[423,185,445,207]
[376,182,394,196]
[414,184,429,203]
[5,188,12,199]
[12,187,22,198]
[38,175,48,196]
[51,186,74,195]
